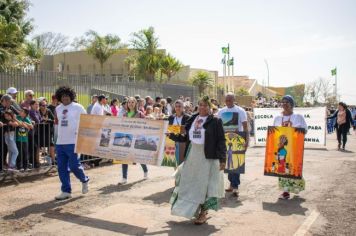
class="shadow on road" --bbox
[42,211,147,235]
[98,179,146,195]
[262,196,308,216]
[145,220,220,236]
[220,195,243,209]
[143,187,174,205]
[2,196,83,220]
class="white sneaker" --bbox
[118,178,127,185]
[55,192,72,200]
[143,172,148,180]
[82,181,89,194]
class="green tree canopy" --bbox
[160,53,183,81]
[191,71,214,96]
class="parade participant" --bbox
[54,86,89,200]
[327,102,353,151]
[271,95,307,200]
[218,92,249,198]
[167,100,190,165]
[170,96,226,225]
[119,97,148,184]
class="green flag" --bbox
[331,68,337,76]
[222,47,229,54]
[227,57,234,66]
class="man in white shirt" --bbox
[91,95,106,115]
[54,86,89,200]
[218,92,249,198]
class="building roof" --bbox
[217,76,256,91]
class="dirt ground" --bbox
[0,133,355,236]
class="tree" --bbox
[304,78,334,105]
[190,71,214,96]
[74,30,125,75]
[236,87,249,96]
[24,39,43,71]
[32,32,69,55]
[130,27,163,82]
[0,0,33,70]
[160,53,183,81]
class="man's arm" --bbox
[242,121,249,149]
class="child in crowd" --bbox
[16,109,33,171]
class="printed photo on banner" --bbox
[162,136,177,167]
[113,133,133,147]
[224,131,246,174]
[264,126,305,179]
[134,135,159,151]
[99,128,111,147]
[221,112,239,132]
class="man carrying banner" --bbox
[218,92,249,198]
[271,95,307,200]
[54,86,89,200]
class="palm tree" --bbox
[25,38,44,71]
[160,53,183,81]
[130,27,162,82]
[191,71,214,96]
[75,30,125,76]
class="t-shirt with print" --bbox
[188,115,208,144]
[16,115,31,142]
[218,105,247,132]
[56,102,86,145]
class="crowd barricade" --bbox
[0,122,103,180]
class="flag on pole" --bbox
[222,47,229,54]
[221,57,226,64]
[331,68,337,76]
[227,57,234,66]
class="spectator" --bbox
[91,95,106,115]
[155,96,161,105]
[144,96,154,109]
[39,100,56,165]
[138,98,145,114]
[6,87,21,112]
[160,99,168,115]
[145,105,153,117]
[103,97,112,116]
[118,99,128,117]
[2,110,19,171]
[110,98,120,117]
[16,108,33,171]
[21,90,35,110]
[87,95,98,114]
[47,95,59,116]
[166,97,173,116]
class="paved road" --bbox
[0,133,355,236]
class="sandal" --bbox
[194,211,208,225]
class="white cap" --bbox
[6,87,18,94]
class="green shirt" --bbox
[127,111,136,118]
[16,115,31,142]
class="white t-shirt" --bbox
[91,102,104,115]
[173,115,183,125]
[167,104,173,116]
[56,102,86,145]
[218,105,247,132]
[189,116,208,144]
[273,113,308,131]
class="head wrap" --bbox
[282,95,295,107]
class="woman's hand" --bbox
[219,162,226,170]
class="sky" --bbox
[27,0,356,104]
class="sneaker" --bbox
[7,167,18,172]
[143,172,148,180]
[118,178,127,185]
[82,181,89,194]
[55,192,72,200]
[279,192,290,200]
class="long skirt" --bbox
[170,143,224,219]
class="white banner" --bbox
[254,107,327,146]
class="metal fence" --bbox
[0,70,199,106]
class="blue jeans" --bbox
[5,132,18,168]
[56,144,89,193]
[228,172,240,189]
[122,164,148,179]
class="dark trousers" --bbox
[0,136,8,171]
[228,172,240,189]
[16,141,29,170]
[122,164,148,179]
[336,124,348,148]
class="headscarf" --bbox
[282,95,295,107]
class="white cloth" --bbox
[91,102,104,115]
[273,113,308,131]
[173,116,183,125]
[188,116,208,145]
[218,105,247,131]
[171,143,224,219]
[56,102,86,145]
[167,103,173,116]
